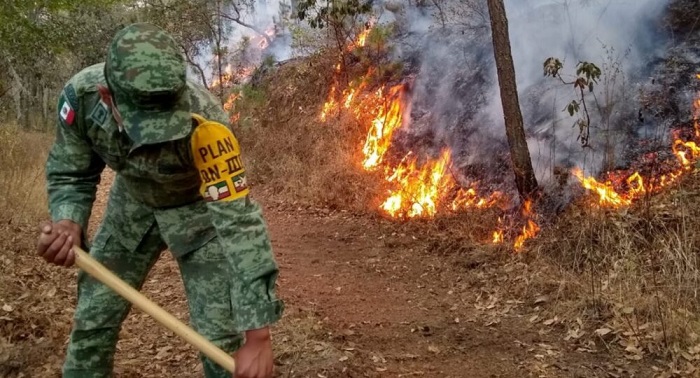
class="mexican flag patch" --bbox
[233,173,248,192]
[59,96,75,126]
[204,181,231,201]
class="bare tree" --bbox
[487,0,538,198]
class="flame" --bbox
[572,168,632,207]
[513,199,540,251]
[492,217,504,244]
[356,27,372,48]
[211,64,234,88]
[320,85,338,122]
[362,86,405,170]
[451,188,504,211]
[574,74,700,207]
[380,150,455,218]
[492,230,504,244]
[317,23,509,234]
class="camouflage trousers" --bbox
[61,220,243,378]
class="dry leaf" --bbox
[595,328,612,336]
[2,304,13,312]
[339,355,349,362]
[681,351,695,361]
[428,345,440,354]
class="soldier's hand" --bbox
[37,220,82,267]
[233,328,274,378]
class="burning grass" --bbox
[233,52,385,212]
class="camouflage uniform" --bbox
[45,23,284,377]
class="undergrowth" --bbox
[532,172,700,368]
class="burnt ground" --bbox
[0,170,669,377]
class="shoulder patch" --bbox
[89,100,110,129]
[58,84,79,126]
[190,118,249,202]
[64,84,79,110]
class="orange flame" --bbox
[362,85,405,170]
[356,27,371,48]
[493,230,504,244]
[572,168,632,207]
[513,199,540,251]
[574,74,700,207]
[317,23,509,228]
[380,150,455,218]
[451,188,504,211]
[492,217,504,244]
[320,84,338,122]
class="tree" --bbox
[486,0,538,199]
[543,57,602,148]
[0,0,133,127]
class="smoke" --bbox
[195,0,685,199]
[192,0,294,83]
[377,0,673,193]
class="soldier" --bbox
[35,22,284,378]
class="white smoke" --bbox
[192,0,294,84]
[503,0,671,181]
[376,0,673,192]
[192,0,679,195]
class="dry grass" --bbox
[236,52,385,213]
[529,172,700,366]
[0,125,52,224]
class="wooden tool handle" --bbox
[73,246,237,373]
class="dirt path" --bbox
[266,209,625,378]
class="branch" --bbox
[218,10,272,45]
[181,43,209,89]
[431,0,446,28]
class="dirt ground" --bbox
[0,170,665,377]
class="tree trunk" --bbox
[487,0,538,198]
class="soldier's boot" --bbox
[62,224,165,378]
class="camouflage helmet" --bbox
[105,22,191,145]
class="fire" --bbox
[573,74,700,207]
[355,26,372,48]
[492,230,504,244]
[317,23,520,246]
[316,28,694,250]
[572,168,632,207]
[492,217,504,244]
[452,188,504,211]
[362,85,405,170]
[380,150,454,218]
[513,199,540,251]
[320,85,338,122]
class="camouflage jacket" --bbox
[45,63,283,331]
